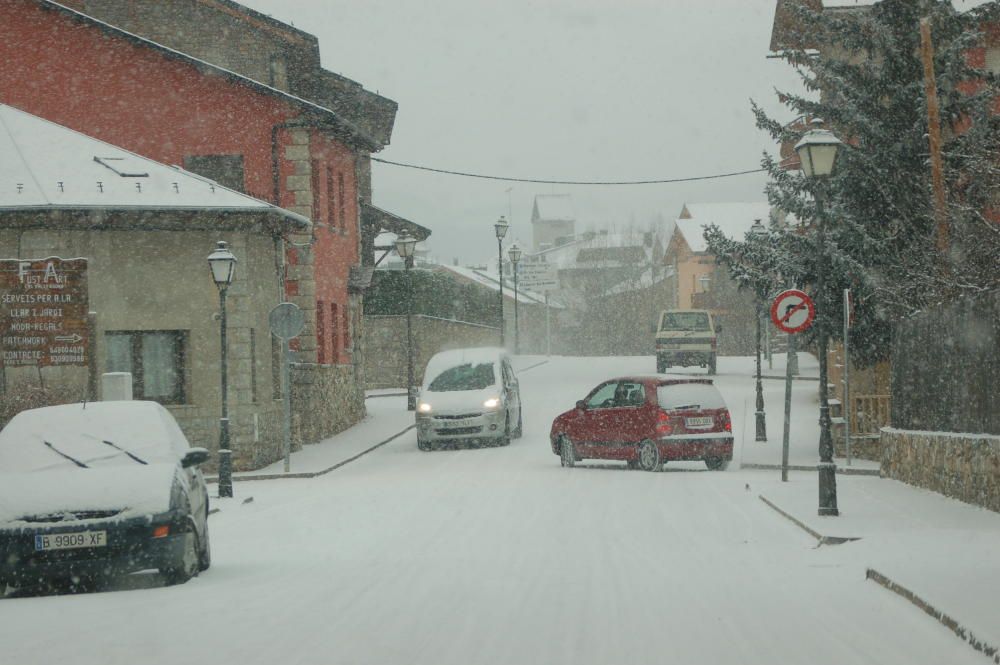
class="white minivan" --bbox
[415,348,523,450]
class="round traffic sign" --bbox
[770,289,816,334]
[269,302,305,339]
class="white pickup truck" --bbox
[654,309,720,375]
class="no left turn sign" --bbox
[770,289,816,334]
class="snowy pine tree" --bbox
[708,0,1000,364]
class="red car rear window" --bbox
[656,383,726,410]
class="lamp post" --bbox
[208,240,237,498]
[795,119,843,517]
[395,234,418,411]
[508,243,522,354]
[494,216,509,346]
[748,218,767,442]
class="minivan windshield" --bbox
[427,363,496,392]
[660,312,710,332]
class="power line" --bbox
[370,156,766,186]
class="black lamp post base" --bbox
[755,411,767,442]
[817,462,839,516]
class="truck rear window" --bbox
[660,312,710,331]
[657,383,726,410]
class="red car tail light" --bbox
[719,410,732,432]
[656,410,673,435]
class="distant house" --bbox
[0,105,308,469]
[663,203,772,310]
[531,195,576,251]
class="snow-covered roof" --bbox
[674,202,772,253]
[39,0,379,150]
[525,229,652,270]
[435,264,562,308]
[0,104,308,227]
[532,195,575,222]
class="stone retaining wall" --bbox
[881,428,1000,513]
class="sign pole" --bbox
[269,302,305,474]
[282,337,292,473]
[782,332,795,482]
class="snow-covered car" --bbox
[550,377,733,471]
[415,347,523,450]
[0,401,211,590]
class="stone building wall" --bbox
[364,316,501,389]
[881,428,1000,513]
[289,363,365,447]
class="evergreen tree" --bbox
[707,0,1000,364]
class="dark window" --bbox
[183,154,245,192]
[310,159,321,223]
[317,300,327,364]
[105,331,187,404]
[338,172,346,231]
[342,305,351,352]
[327,168,336,232]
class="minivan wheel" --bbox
[559,436,576,468]
[638,439,661,472]
[705,457,729,471]
[417,437,431,451]
[513,410,523,439]
[497,416,511,447]
[161,527,199,585]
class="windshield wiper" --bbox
[101,439,148,465]
[43,440,90,469]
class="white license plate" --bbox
[685,416,714,428]
[441,418,479,428]
[35,531,107,551]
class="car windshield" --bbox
[427,363,496,392]
[661,312,710,331]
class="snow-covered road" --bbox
[0,356,981,664]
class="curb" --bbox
[206,425,415,484]
[866,568,999,664]
[742,463,880,477]
[366,392,407,399]
[758,495,861,546]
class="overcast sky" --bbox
[238,0,805,264]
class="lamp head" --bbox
[794,119,842,178]
[508,243,522,264]
[208,240,237,287]
[494,216,509,240]
[394,234,418,259]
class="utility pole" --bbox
[920,17,949,256]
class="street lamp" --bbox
[748,218,767,443]
[494,216,509,346]
[208,240,237,498]
[508,243,522,354]
[395,234,418,411]
[795,119,843,517]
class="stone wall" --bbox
[364,315,500,389]
[290,363,365,446]
[881,428,1000,513]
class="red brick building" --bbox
[0,0,418,461]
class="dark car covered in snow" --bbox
[0,401,211,591]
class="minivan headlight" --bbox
[483,397,500,409]
[418,402,432,413]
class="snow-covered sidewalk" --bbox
[755,473,1000,660]
[218,394,414,480]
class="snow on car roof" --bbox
[0,400,191,473]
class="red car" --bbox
[550,376,733,471]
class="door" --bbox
[591,381,648,459]
[567,381,620,457]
